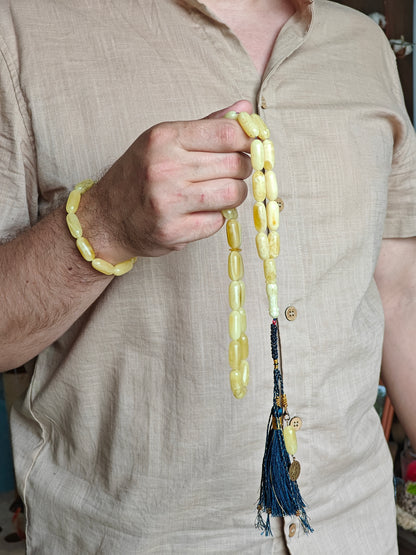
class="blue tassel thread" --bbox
[255,319,313,536]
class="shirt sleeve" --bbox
[383,43,416,239]
[0,33,38,241]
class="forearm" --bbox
[0,205,112,372]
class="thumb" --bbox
[205,100,253,120]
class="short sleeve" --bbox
[0,33,38,241]
[383,45,416,239]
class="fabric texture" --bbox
[0,0,415,552]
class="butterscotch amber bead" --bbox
[267,283,279,318]
[250,139,265,171]
[253,202,267,233]
[226,218,241,249]
[237,112,259,138]
[114,258,135,276]
[66,189,81,214]
[283,425,298,455]
[268,231,280,258]
[239,333,249,360]
[66,212,83,238]
[229,369,247,399]
[266,200,280,231]
[74,179,94,193]
[229,280,243,310]
[264,258,277,284]
[263,139,275,170]
[239,308,247,333]
[265,170,278,201]
[228,251,244,281]
[251,114,270,140]
[76,237,95,262]
[222,208,238,220]
[229,310,242,340]
[229,340,241,369]
[252,170,266,202]
[92,258,115,275]
[240,359,250,387]
[255,232,270,260]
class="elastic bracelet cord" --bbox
[65,180,137,276]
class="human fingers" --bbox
[177,178,248,214]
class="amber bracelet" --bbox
[65,180,137,276]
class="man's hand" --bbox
[78,100,253,262]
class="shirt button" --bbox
[260,96,267,109]
[290,416,303,431]
[285,306,297,321]
[276,197,284,211]
[288,523,297,537]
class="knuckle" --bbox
[217,120,237,145]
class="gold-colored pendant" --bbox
[289,460,301,481]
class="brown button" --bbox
[276,197,284,211]
[260,96,267,109]
[285,306,297,321]
[289,523,297,537]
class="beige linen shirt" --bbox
[1,0,415,553]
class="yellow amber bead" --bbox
[226,218,241,249]
[283,425,298,455]
[66,189,81,214]
[268,231,280,258]
[239,280,246,306]
[264,258,277,284]
[265,170,278,201]
[240,359,250,387]
[263,139,275,170]
[266,200,280,231]
[222,208,238,220]
[229,340,241,369]
[239,333,249,360]
[92,258,115,275]
[74,179,94,193]
[267,283,279,318]
[239,308,247,333]
[255,232,270,260]
[252,170,266,202]
[76,237,95,262]
[251,114,270,140]
[250,139,265,171]
[229,280,242,310]
[229,369,247,399]
[66,212,83,238]
[253,202,267,233]
[114,258,135,276]
[229,310,242,340]
[237,112,259,138]
[224,110,239,120]
[228,251,244,281]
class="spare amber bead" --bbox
[237,112,259,138]
[66,213,83,238]
[255,232,269,260]
[253,202,267,233]
[226,218,241,249]
[92,258,115,275]
[266,200,280,231]
[252,171,266,202]
[230,369,247,399]
[114,258,135,276]
[250,139,265,171]
[251,114,270,140]
[240,359,250,386]
[265,170,278,201]
[229,310,242,340]
[239,333,249,360]
[264,258,277,284]
[283,425,298,455]
[222,208,238,220]
[66,189,81,214]
[228,251,244,281]
[229,340,241,369]
[263,139,275,170]
[268,231,280,258]
[76,237,95,262]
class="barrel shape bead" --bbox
[239,308,247,333]
[263,139,275,170]
[251,114,270,140]
[76,237,95,262]
[240,359,250,387]
[268,231,281,258]
[237,112,259,138]
[229,340,241,369]
[265,170,278,201]
[230,369,247,399]
[252,171,266,202]
[222,208,238,220]
[228,251,244,281]
[92,258,115,276]
[239,333,249,360]
[264,258,277,284]
[66,213,83,238]
[253,202,267,233]
[66,189,81,214]
[114,258,135,276]
[226,218,241,249]
[255,232,270,260]
[229,310,242,340]
[266,200,280,231]
[229,280,242,310]
[250,139,265,171]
